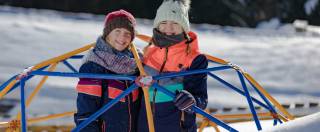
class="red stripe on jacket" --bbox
[76,78,139,102]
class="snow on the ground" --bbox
[0,6,320,127]
[263,112,320,132]
[202,112,320,132]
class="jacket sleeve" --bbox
[183,54,208,110]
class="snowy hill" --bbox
[0,6,320,129]
[202,112,320,132]
[264,111,320,132]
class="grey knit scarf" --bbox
[152,28,185,48]
[83,37,139,75]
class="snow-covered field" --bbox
[203,111,320,132]
[0,6,320,130]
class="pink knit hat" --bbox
[103,9,136,41]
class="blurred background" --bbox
[1,0,320,27]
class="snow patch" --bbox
[264,112,320,132]
[257,18,281,29]
[201,112,320,132]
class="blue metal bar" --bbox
[278,117,283,124]
[7,75,34,94]
[69,55,84,59]
[273,119,277,126]
[72,84,139,132]
[210,71,284,126]
[277,118,283,124]
[62,60,78,73]
[20,77,27,132]
[152,83,238,132]
[0,75,17,92]
[237,71,262,130]
[208,72,269,109]
[6,66,49,94]
[30,71,136,81]
[247,80,283,125]
[153,66,232,80]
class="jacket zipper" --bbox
[125,81,132,132]
[159,47,169,72]
[152,47,169,115]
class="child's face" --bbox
[158,20,183,35]
[106,28,132,51]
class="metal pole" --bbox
[208,72,269,109]
[130,43,155,132]
[20,78,27,132]
[7,66,49,94]
[237,71,261,130]
[153,66,231,80]
[0,75,17,91]
[243,73,295,120]
[69,55,84,59]
[62,60,78,73]
[248,80,283,125]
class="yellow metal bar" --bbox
[136,34,152,42]
[28,111,75,124]
[199,118,220,132]
[196,112,287,131]
[0,79,17,99]
[215,112,271,119]
[1,44,93,99]
[198,119,209,132]
[7,64,61,131]
[0,121,8,126]
[196,112,289,124]
[32,44,94,70]
[16,63,58,120]
[198,109,211,132]
[197,112,279,119]
[27,63,58,106]
[130,43,155,132]
[205,54,229,65]
[278,114,289,122]
[209,122,220,132]
[2,44,92,131]
[1,111,75,128]
[243,73,295,120]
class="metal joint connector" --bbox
[135,75,154,87]
[16,66,34,80]
[228,63,245,73]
